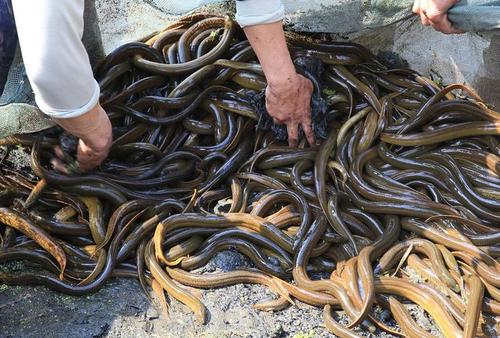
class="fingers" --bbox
[265,72,316,148]
[301,103,315,146]
[426,13,463,34]
[413,0,463,34]
[412,0,421,14]
[272,117,286,125]
[431,15,455,34]
[428,10,465,34]
[77,139,110,172]
[286,121,299,148]
[302,119,316,147]
[420,11,431,27]
[50,158,71,175]
[76,111,112,172]
[53,145,65,161]
[295,75,314,147]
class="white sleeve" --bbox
[235,0,285,28]
[11,0,100,119]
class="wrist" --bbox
[54,103,112,149]
[267,70,300,93]
[54,103,108,136]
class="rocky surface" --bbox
[0,250,409,338]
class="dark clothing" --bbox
[0,0,17,91]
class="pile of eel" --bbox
[0,14,499,338]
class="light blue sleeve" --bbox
[235,0,285,27]
[448,1,500,31]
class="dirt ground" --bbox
[0,241,441,338]
[0,252,403,338]
[0,253,341,338]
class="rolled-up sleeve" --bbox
[235,0,285,28]
[11,0,99,119]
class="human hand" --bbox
[76,124,112,171]
[266,73,315,147]
[243,22,316,147]
[54,103,112,171]
[412,0,464,34]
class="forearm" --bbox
[12,0,99,119]
[243,22,296,87]
[13,0,111,170]
[235,0,291,86]
[53,103,110,144]
[241,20,315,146]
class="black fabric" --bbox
[252,57,330,142]
[0,0,17,92]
